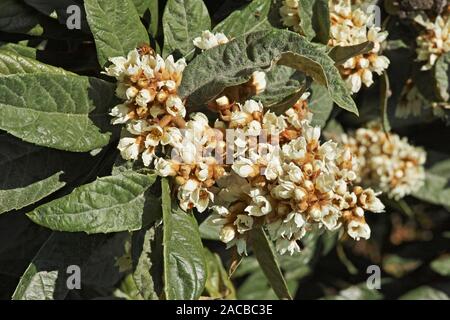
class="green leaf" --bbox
[162,0,210,58]
[179,29,358,115]
[199,215,221,240]
[297,0,330,44]
[204,248,236,299]
[131,226,161,300]
[0,172,65,215]
[328,42,374,66]
[399,286,449,300]
[132,0,159,37]
[0,73,116,152]
[309,82,334,127]
[256,65,307,109]
[249,227,292,300]
[26,172,158,234]
[0,132,115,216]
[434,52,450,102]
[161,178,206,300]
[323,284,383,300]
[429,159,450,177]
[0,50,70,75]
[0,43,37,59]
[84,0,149,67]
[430,255,450,277]
[382,254,422,278]
[12,232,128,300]
[380,71,391,132]
[412,172,450,207]
[213,0,271,38]
[237,269,299,300]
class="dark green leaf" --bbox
[131,225,161,300]
[297,0,330,43]
[249,227,292,300]
[256,65,307,109]
[0,43,37,59]
[213,0,271,38]
[329,41,374,66]
[309,82,334,127]
[0,73,116,152]
[380,71,391,132]
[430,255,450,277]
[26,172,158,234]
[0,172,65,215]
[0,132,115,215]
[434,52,450,102]
[179,29,358,115]
[161,178,206,300]
[0,50,70,75]
[132,0,159,37]
[204,248,236,299]
[429,159,450,177]
[412,172,450,207]
[12,232,128,300]
[199,215,221,240]
[85,0,149,67]
[399,286,449,300]
[162,0,210,57]
[323,284,383,300]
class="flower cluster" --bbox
[280,0,390,93]
[209,97,385,255]
[104,46,188,167]
[415,14,450,70]
[154,112,226,213]
[106,47,385,256]
[338,123,426,200]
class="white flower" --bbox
[117,137,140,160]
[161,127,183,146]
[234,215,254,233]
[187,112,210,132]
[154,158,177,176]
[196,162,210,181]
[126,86,139,99]
[249,71,267,94]
[242,99,263,114]
[135,89,153,107]
[232,157,257,178]
[316,173,335,193]
[110,104,131,124]
[220,225,236,243]
[245,191,272,216]
[321,206,341,230]
[271,179,295,199]
[127,120,152,135]
[415,15,450,70]
[263,111,287,134]
[284,162,303,183]
[142,148,155,166]
[347,219,371,240]
[166,95,186,117]
[191,187,214,213]
[276,238,301,256]
[144,125,164,147]
[165,55,187,76]
[193,30,229,50]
